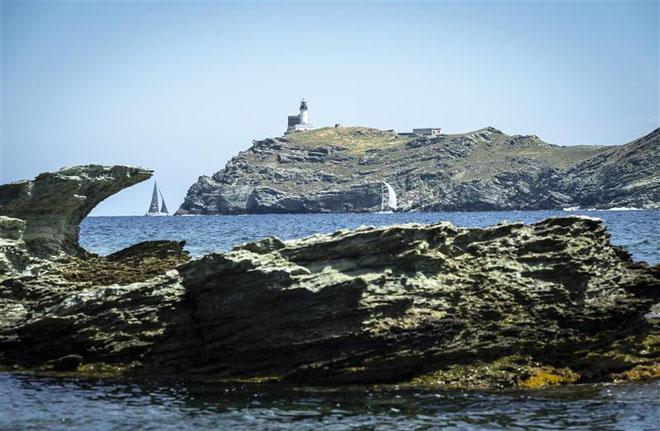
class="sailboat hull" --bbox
[145,212,169,217]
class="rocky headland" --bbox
[177,126,659,214]
[1,165,658,389]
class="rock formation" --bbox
[0,216,31,275]
[0,165,658,388]
[0,165,152,255]
[177,126,659,214]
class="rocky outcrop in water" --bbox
[172,217,659,385]
[0,165,152,255]
[1,163,658,388]
[177,127,659,214]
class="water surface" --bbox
[80,210,659,264]
[2,374,658,430]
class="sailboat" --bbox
[145,181,170,216]
[379,181,398,213]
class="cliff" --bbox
[1,165,658,388]
[176,126,659,214]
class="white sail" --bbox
[381,181,397,211]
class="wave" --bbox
[562,206,647,212]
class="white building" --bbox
[412,128,442,137]
[286,99,314,133]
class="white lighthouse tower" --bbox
[299,99,309,125]
[286,98,314,133]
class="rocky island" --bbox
[1,165,658,388]
[177,126,659,214]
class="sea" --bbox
[2,210,659,430]
[78,210,659,263]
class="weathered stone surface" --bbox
[1,164,657,388]
[0,216,32,276]
[56,240,190,285]
[0,270,191,370]
[1,216,658,387]
[0,216,25,241]
[557,128,660,209]
[177,126,659,214]
[0,165,152,255]
[246,183,383,213]
[172,217,659,383]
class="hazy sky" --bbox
[2,1,658,215]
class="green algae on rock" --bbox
[58,240,190,285]
[409,356,580,390]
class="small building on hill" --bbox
[412,128,442,137]
[286,99,314,133]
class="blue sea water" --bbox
[3,210,659,430]
[1,374,658,431]
[79,210,660,264]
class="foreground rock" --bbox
[1,213,658,388]
[177,126,659,214]
[0,165,152,255]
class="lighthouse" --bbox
[286,98,314,133]
[299,99,309,125]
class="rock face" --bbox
[158,217,660,383]
[1,212,658,386]
[557,128,660,209]
[0,165,152,255]
[177,126,659,214]
[0,216,31,275]
[0,165,202,373]
[1,165,658,388]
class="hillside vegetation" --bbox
[284,126,412,154]
[177,126,658,214]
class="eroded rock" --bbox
[1,216,658,388]
[0,216,31,275]
[0,165,657,388]
[0,165,152,255]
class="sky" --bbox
[1,0,658,216]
